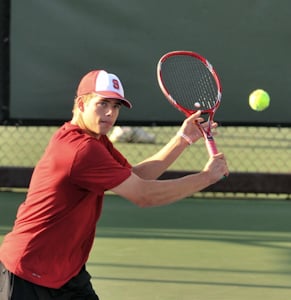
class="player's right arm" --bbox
[111,153,228,207]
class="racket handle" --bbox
[205,136,218,156]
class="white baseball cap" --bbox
[76,70,132,108]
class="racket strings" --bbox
[161,55,218,111]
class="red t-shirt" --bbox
[0,122,131,288]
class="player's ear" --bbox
[76,96,85,112]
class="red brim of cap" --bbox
[96,91,132,109]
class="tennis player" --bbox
[0,69,229,299]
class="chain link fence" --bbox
[0,125,290,196]
[0,126,291,199]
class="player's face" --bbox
[81,96,122,136]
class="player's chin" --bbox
[99,123,113,135]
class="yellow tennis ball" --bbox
[249,89,270,111]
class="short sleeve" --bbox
[70,139,131,192]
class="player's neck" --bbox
[70,118,100,139]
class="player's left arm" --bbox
[132,112,216,180]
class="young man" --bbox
[0,69,228,299]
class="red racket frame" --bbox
[157,50,222,156]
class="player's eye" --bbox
[113,103,122,110]
[98,101,108,108]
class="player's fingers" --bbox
[186,110,201,121]
[212,152,225,159]
[200,120,217,128]
[214,153,229,177]
[183,112,204,130]
[211,121,218,128]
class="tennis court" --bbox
[1,191,291,300]
[1,1,291,298]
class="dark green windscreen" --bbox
[10,0,291,124]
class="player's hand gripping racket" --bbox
[157,50,222,157]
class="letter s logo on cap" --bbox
[112,79,120,90]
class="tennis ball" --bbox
[249,89,270,111]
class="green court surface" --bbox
[1,192,291,299]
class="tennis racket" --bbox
[157,50,222,156]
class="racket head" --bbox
[157,50,222,117]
